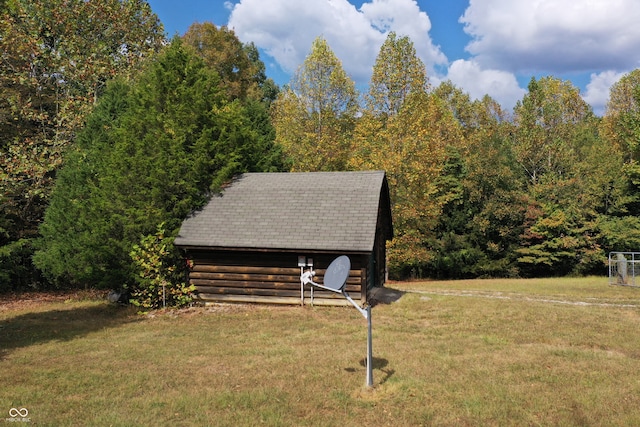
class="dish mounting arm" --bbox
[301,270,369,319]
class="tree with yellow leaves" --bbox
[600,69,640,164]
[183,22,277,103]
[350,32,462,277]
[366,32,429,117]
[271,37,358,171]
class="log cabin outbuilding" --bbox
[174,170,393,306]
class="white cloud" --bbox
[446,59,526,111]
[582,70,626,116]
[460,0,640,74]
[224,0,638,114]
[359,0,447,71]
[227,0,447,84]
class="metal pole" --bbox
[300,267,304,306]
[300,265,374,387]
[366,304,373,387]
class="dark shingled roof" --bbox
[174,171,392,253]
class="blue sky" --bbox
[146,0,640,115]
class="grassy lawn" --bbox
[2,277,640,426]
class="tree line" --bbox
[273,34,640,279]
[2,0,640,295]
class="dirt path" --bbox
[398,288,640,308]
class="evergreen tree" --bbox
[34,38,284,288]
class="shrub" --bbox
[127,223,195,312]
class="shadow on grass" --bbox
[0,303,139,360]
[345,357,395,385]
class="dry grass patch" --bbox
[2,277,640,425]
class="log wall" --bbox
[186,250,369,306]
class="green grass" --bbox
[2,277,640,426]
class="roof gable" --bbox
[174,171,391,253]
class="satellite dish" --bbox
[299,254,374,387]
[323,255,351,292]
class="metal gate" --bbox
[609,252,640,287]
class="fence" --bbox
[609,252,640,287]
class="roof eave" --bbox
[174,244,373,255]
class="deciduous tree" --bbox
[183,22,278,103]
[513,77,592,184]
[366,32,429,117]
[271,37,358,171]
[0,0,165,290]
[430,82,525,277]
[596,70,640,255]
[350,34,462,277]
[600,69,640,163]
[512,77,609,275]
